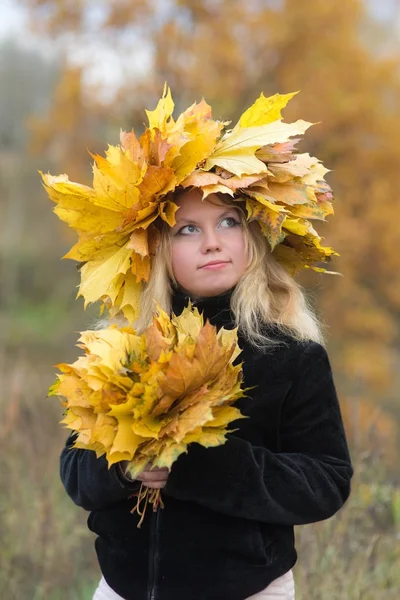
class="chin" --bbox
[179,272,239,298]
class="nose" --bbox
[201,227,222,254]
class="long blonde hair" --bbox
[132,194,325,349]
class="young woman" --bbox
[60,187,353,600]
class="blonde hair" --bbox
[126,193,325,349]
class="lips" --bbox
[200,260,230,268]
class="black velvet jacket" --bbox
[60,289,353,600]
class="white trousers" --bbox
[247,570,295,599]
[93,570,295,600]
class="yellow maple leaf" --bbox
[146,441,188,472]
[201,184,235,198]
[145,83,175,133]
[245,198,287,250]
[171,126,221,182]
[158,199,180,226]
[137,164,176,204]
[205,120,312,176]
[206,405,244,428]
[78,243,133,308]
[182,427,228,447]
[239,91,299,128]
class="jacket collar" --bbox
[171,286,235,329]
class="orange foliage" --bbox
[22,0,400,460]
[341,397,398,468]
[28,66,105,180]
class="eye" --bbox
[219,217,240,228]
[177,224,199,235]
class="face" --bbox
[170,189,249,298]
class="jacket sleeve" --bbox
[164,341,353,525]
[60,432,141,511]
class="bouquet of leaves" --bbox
[49,305,246,526]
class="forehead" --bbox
[174,190,237,219]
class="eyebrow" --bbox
[174,209,238,226]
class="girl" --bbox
[60,187,353,600]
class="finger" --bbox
[136,474,168,487]
[136,473,168,484]
[144,481,167,489]
[138,470,169,480]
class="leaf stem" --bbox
[131,483,164,528]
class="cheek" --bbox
[229,231,249,274]
[171,240,196,281]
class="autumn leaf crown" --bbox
[41,84,337,323]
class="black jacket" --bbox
[60,289,353,600]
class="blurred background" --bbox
[1,0,400,598]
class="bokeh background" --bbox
[1,1,400,598]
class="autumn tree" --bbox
[19,0,400,463]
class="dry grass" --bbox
[0,352,98,599]
[1,354,399,599]
[294,453,400,599]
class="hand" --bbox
[122,461,170,489]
